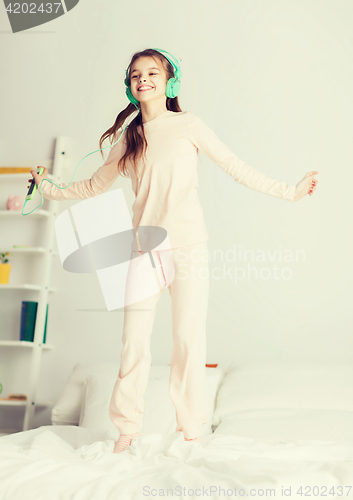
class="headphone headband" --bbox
[124,48,182,84]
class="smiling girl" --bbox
[29,48,318,453]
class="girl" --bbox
[29,48,318,454]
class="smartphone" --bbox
[26,167,44,201]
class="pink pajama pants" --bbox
[108,239,210,440]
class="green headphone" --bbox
[124,48,182,110]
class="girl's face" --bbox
[130,57,167,104]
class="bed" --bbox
[0,362,353,499]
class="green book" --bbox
[43,303,48,344]
[20,301,49,343]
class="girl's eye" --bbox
[132,73,157,78]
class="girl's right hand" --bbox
[27,167,48,189]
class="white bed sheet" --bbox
[0,425,353,499]
[213,408,353,442]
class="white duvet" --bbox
[0,424,353,500]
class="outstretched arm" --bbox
[187,112,319,202]
[29,132,126,201]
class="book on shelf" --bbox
[20,301,48,343]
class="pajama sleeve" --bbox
[38,130,126,201]
[187,111,296,202]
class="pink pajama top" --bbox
[39,110,296,249]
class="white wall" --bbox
[0,0,352,429]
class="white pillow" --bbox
[79,366,224,439]
[51,362,118,425]
[212,362,353,428]
[213,408,353,443]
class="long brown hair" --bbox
[99,48,183,179]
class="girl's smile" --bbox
[129,56,169,123]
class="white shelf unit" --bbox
[0,137,68,434]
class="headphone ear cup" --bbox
[125,85,140,106]
[166,77,181,98]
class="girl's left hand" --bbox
[28,167,48,190]
[294,171,319,201]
